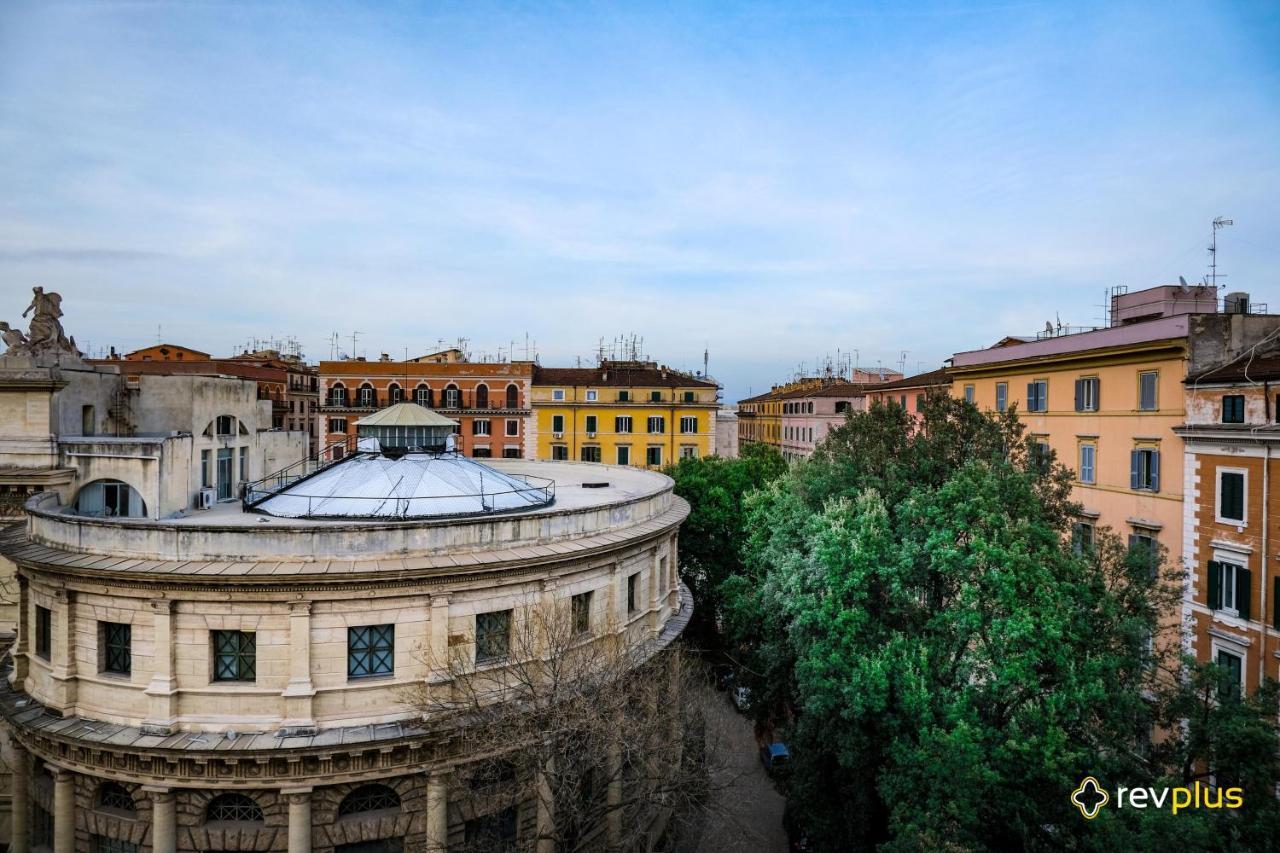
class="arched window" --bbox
[475,384,489,409]
[74,479,147,519]
[388,383,403,404]
[443,384,461,408]
[97,782,135,813]
[506,384,519,409]
[414,384,432,407]
[337,784,402,817]
[357,383,376,408]
[206,793,264,823]
[330,384,347,406]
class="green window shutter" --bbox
[1207,560,1221,610]
[1130,450,1141,490]
[1237,567,1252,621]
[1027,382,1036,411]
[1074,379,1083,412]
[1149,451,1160,492]
[1274,578,1280,630]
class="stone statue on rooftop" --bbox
[0,322,27,353]
[4,286,81,358]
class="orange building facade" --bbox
[317,358,535,460]
[1176,354,1280,694]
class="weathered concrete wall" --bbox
[1188,313,1280,375]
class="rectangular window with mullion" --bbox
[1078,443,1096,484]
[1217,649,1243,699]
[348,624,395,678]
[1207,560,1251,619]
[1221,395,1245,423]
[572,591,593,636]
[1219,471,1245,522]
[476,610,512,665]
[35,605,52,659]
[1074,377,1099,412]
[101,622,131,675]
[1026,380,1047,413]
[1130,448,1160,492]
[1138,371,1158,411]
[212,630,256,682]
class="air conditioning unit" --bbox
[196,487,215,510]
[586,432,597,438]
[553,432,564,439]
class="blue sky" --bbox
[1,1,1278,401]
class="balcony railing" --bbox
[321,396,527,412]
[241,434,358,505]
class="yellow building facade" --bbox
[532,361,719,468]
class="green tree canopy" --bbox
[666,441,785,644]
[717,395,1279,851]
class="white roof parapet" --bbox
[355,402,459,428]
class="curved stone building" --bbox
[1,422,690,853]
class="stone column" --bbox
[12,575,30,687]
[49,589,78,710]
[143,786,176,853]
[425,771,448,853]
[143,599,178,734]
[537,579,557,659]
[51,765,75,853]
[281,602,316,732]
[283,787,313,853]
[606,739,623,851]
[613,563,628,631]
[10,742,29,853]
[667,536,680,610]
[647,549,661,637]
[426,594,451,705]
[536,756,555,853]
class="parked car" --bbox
[731,685,752,712]
[759,741,792,775]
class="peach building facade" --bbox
[863,368,952,427]
[948,286,1280,655]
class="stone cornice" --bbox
[7,500,688,593]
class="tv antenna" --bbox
[1209,216,1233,288]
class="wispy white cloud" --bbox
[0,0,1278,399]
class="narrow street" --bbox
[695,686,789,853]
